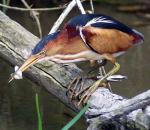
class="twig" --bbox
[49,0,86,34]
[2,0,7,13]
[75,0,86,14]
[90,0,94,13]
[0,3,65,11]
[6,0,10,5]
[20,0,42,38]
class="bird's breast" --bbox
[59,36,89,54]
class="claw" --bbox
[78,62,120,106]
[78,79,105,106]
[67,62,122,106]
[67,75,92,102]
[67,76,83,100]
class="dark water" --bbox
[0,60,86,130]
[0,3,150,130]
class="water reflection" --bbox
[0,59,86,130]
[0,3,149,130]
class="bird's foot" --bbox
[77,77,107,106]
[66,75,108,107]
[67,62,120,106]
[67,75,88,101]
[66,75,97,102]
[78,62,120,106]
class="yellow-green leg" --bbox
[78,62,120,106]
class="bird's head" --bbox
[9,31,60,82]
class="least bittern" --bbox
[9,14,144,105]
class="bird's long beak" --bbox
[8,53,45,83]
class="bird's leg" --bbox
[51,51,101,100]
[66,65,104,101]
[87,59,107,76]
[78,54,120,106]
[78,62,120,105]
[97,60,113,92]
[67,72,99,101]
[52,52,116,102]
[88,59,112,92]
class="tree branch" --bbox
[0,3,66,11]
[49,0,86,34]
[75,0,86,14]
[86,88,150,130]
[20,0,42,38]
[90,0,94,13]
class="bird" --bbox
[9,13,144,105]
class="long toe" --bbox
[66,75,87,101]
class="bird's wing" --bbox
[66,14,134,35]
[65,14,137,54]
[79,25,134,54]
[78,26,99,53]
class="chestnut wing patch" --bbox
[81,26,134,54]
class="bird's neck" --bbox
[45,28,89,57]
[44,30,69,56]
[65,25,79,39]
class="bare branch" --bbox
[75,0,86,14]
[0,3,65,11]
[49,0,86,34]
[90,0,94,13]
[20,0,42,38]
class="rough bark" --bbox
[86,88,150,130]
[0,11,149,129]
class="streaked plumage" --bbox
[9,13,144,83]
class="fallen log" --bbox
[0,11,149,129]
[86,88,150,130]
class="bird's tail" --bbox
[132,29,144,45]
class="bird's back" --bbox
[65,14,144,54]
[66,14,134,35]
